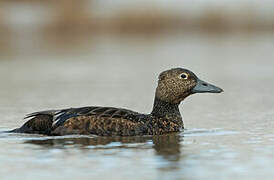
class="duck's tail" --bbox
[7,109,63,135]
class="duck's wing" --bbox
[25,106,139,125]
[13,106,139,135]
[56,106,140,127]
[51,107,148,136]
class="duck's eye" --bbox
[180,73,189,79]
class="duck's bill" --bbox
[192,79,223,94]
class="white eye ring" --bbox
[179,73,189,79]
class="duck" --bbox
[10,68,223,136]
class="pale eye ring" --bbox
[180,73,189,79]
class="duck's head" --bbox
[155,68,223,104]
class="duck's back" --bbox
[12,106,150,136]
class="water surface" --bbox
[0,32,274,180]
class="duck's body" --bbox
[11,98,183,136]
[11,68,223,136]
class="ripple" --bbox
[182,128,238,137]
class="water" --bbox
[0,32,274,180]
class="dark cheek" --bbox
[189,80,196,88]
[184,81,195,92]
[191,82,196,89]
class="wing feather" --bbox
[25,106,138,127]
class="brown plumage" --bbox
[11,68,223,136]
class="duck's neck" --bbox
[151,97,181,118]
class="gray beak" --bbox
[192,79,223,94]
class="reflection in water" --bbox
[23,133,184,179]
[153,133,182,162]
[25,133,182,162]
[153,133,182,177]
[24,135,151,148]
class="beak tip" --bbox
[218,88,224,93]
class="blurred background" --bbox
[1,0,274,114]
[1,1,274,180]
[1,0,274,56]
